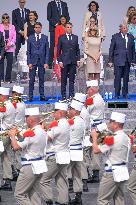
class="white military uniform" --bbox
[40,108,70,204]
[15,124,47,205]
[68,115,85,193]
[0,100,16,180]
[87,92,105,171]
[97,113,130,205]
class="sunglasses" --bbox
[2,16,9,19]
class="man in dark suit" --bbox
[57,22,80,100]
[27,22,49,102]
[109,24,135,99]
[47,0,70,68]
[0,32,5,86]
[12,0,30,59]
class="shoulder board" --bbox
[48,121,58,129]
[103,136,114,146]
[68,118,74,125]
[85,97,94,106]
[23,129,35,138]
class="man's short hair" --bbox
[66,22,73,26]
[35,22,42,27]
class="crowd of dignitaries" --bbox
[0,1,135,100]
[0,80,136,205]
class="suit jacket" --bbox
[12,8,30,33]
[57,34,80,66]
[0,31,5,60]
[0,24,16,52]
[109,32,135,66]
[47,0,70,32]
[27,34,49,66]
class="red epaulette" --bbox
[104,136,114,146]
[23,129,35,138]
[68,118,74,125]
[12,102,17,109]
[85,98,94,106]
[48,121,58,129]
[0,106,6,112]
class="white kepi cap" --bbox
[55,102,68,111]
[0,87,10,95]
[110,112,126,123]
[25,107,40,116]
[74,93,86,103]
[86,80,99,88]
[13,85,24,94]
[70,100,84,112]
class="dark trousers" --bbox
[29,60,45,97]
[114,62,130,97]
[15,33,25,60]
[0,52,13,82]
[49,31,55,68]
[61,64,76,99]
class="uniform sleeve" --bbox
[98,144,111,153]
[47,126,61,140]
[17,137,33,149]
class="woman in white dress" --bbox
[82,1,105,41]
[84,16,102,81]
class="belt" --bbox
[21,157,43,166]
[105,169,112,172]
[70,143,82,150]
[21,157,42,161]
[46,152,55,158]
[105,162,126,167]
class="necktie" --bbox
[22,9,25,22]
[36,34,40,49]
[92,12,98,25]
[57,1,61,16]
[69,34,72,41]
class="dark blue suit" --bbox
[109,32,135,97]
[12,8,30,58]
[57,34,80,98]
[47,0,70,67]
[27,34,49,98]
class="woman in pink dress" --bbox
[0,13,16,83]
[53,15,67,82]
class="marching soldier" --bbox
[11,85,26,177]
[128,137,136,204]
[0,87,15,191]
[72,93,90,192]
[68,99,85,204]
[86,80,105,183]
[8,107,47,205]
[12,85,26,126]
[40,102,70,205]
[92,112,130,205]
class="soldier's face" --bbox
[68,108,76,118]
[87,87,94,97]
[53,110,61,120]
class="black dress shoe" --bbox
[40,96,48,101]
[123,95,129,99]
[29,97,33,102]
[114,96,120,99]
[82,179,89,192]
